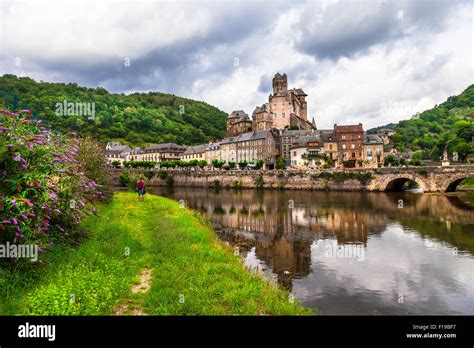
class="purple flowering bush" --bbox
[0,109,103,254]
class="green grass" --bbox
[458,177,474,190]
[0,192,311,315]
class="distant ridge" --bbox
[0,74,228,146]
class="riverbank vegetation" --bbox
[0,192,311,315]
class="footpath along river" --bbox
[152,187,474,315]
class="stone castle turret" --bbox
[272,73,288,95]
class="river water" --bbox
[152,187,474,315]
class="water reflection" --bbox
[152,187,474,315]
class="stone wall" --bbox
[109,165,474,193]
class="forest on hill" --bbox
[0,74,228,146]
[373,84,474,161]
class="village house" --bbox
[133,143,186,162]
[220,129,278,169]
[105,142,132,165]
[219,136,238,164]
[106,141,123,150]
[362,134,384,168]
[280,129,316,166]
[376,128,395,145]
[289,135,325,169]
[334,123,364,168]
[320,130,338,167]
[205,142,221,163]
[181,144,207,161]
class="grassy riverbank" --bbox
[0,192,311,315]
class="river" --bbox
[151,187,474,315]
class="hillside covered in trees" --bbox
[374,84,474,161]
[0,74,227,146]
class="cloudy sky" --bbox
[0,0,472,129]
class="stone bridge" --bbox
[366,165,474,192]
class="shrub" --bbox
[238,161,248,170]
[418,168,428,176]
[128,161,156,168]
[76,136,111,200]
[231,180,243,189]
[276,156,286,170]
[144,170,154,180]
[408,159,424,166]
[119,172,130,187]
[211,159,225,168]
[166,175,174,187]
[254,174,264,188]
[158,170,168,180]
[0,109,100,251]
[255,160,264,169]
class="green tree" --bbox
[276,156,286,169]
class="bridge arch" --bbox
[370,173,429,192]
[384,177,424,192]
[444,175,473,192]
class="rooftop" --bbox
[182,144,208,155]
[364,134,384,144]
[334,124,364,133]
[145,143,186,152]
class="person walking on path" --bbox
[137,177,145,201]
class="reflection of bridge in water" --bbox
[154,187,474,290]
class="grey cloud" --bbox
[257,73,272,94]
[294,0,465,60]
[11,1,287,95]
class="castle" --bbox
[226,73,314,136]
[108,72,385,170]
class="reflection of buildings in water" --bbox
[159,187,474,289]
[254,237,312,291]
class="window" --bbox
[329,144,333,150]
[351,144,355,149]
[352,152,355,158]
[342,135,346,140]
[293,151,296,157]
[342,144,346,149]
[274,113,277,118]
[282,112,285,118]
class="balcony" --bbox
[302,152,327,159]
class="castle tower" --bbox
[252,104,273,131]
[272,73,288,95]
[227,110,252,136]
